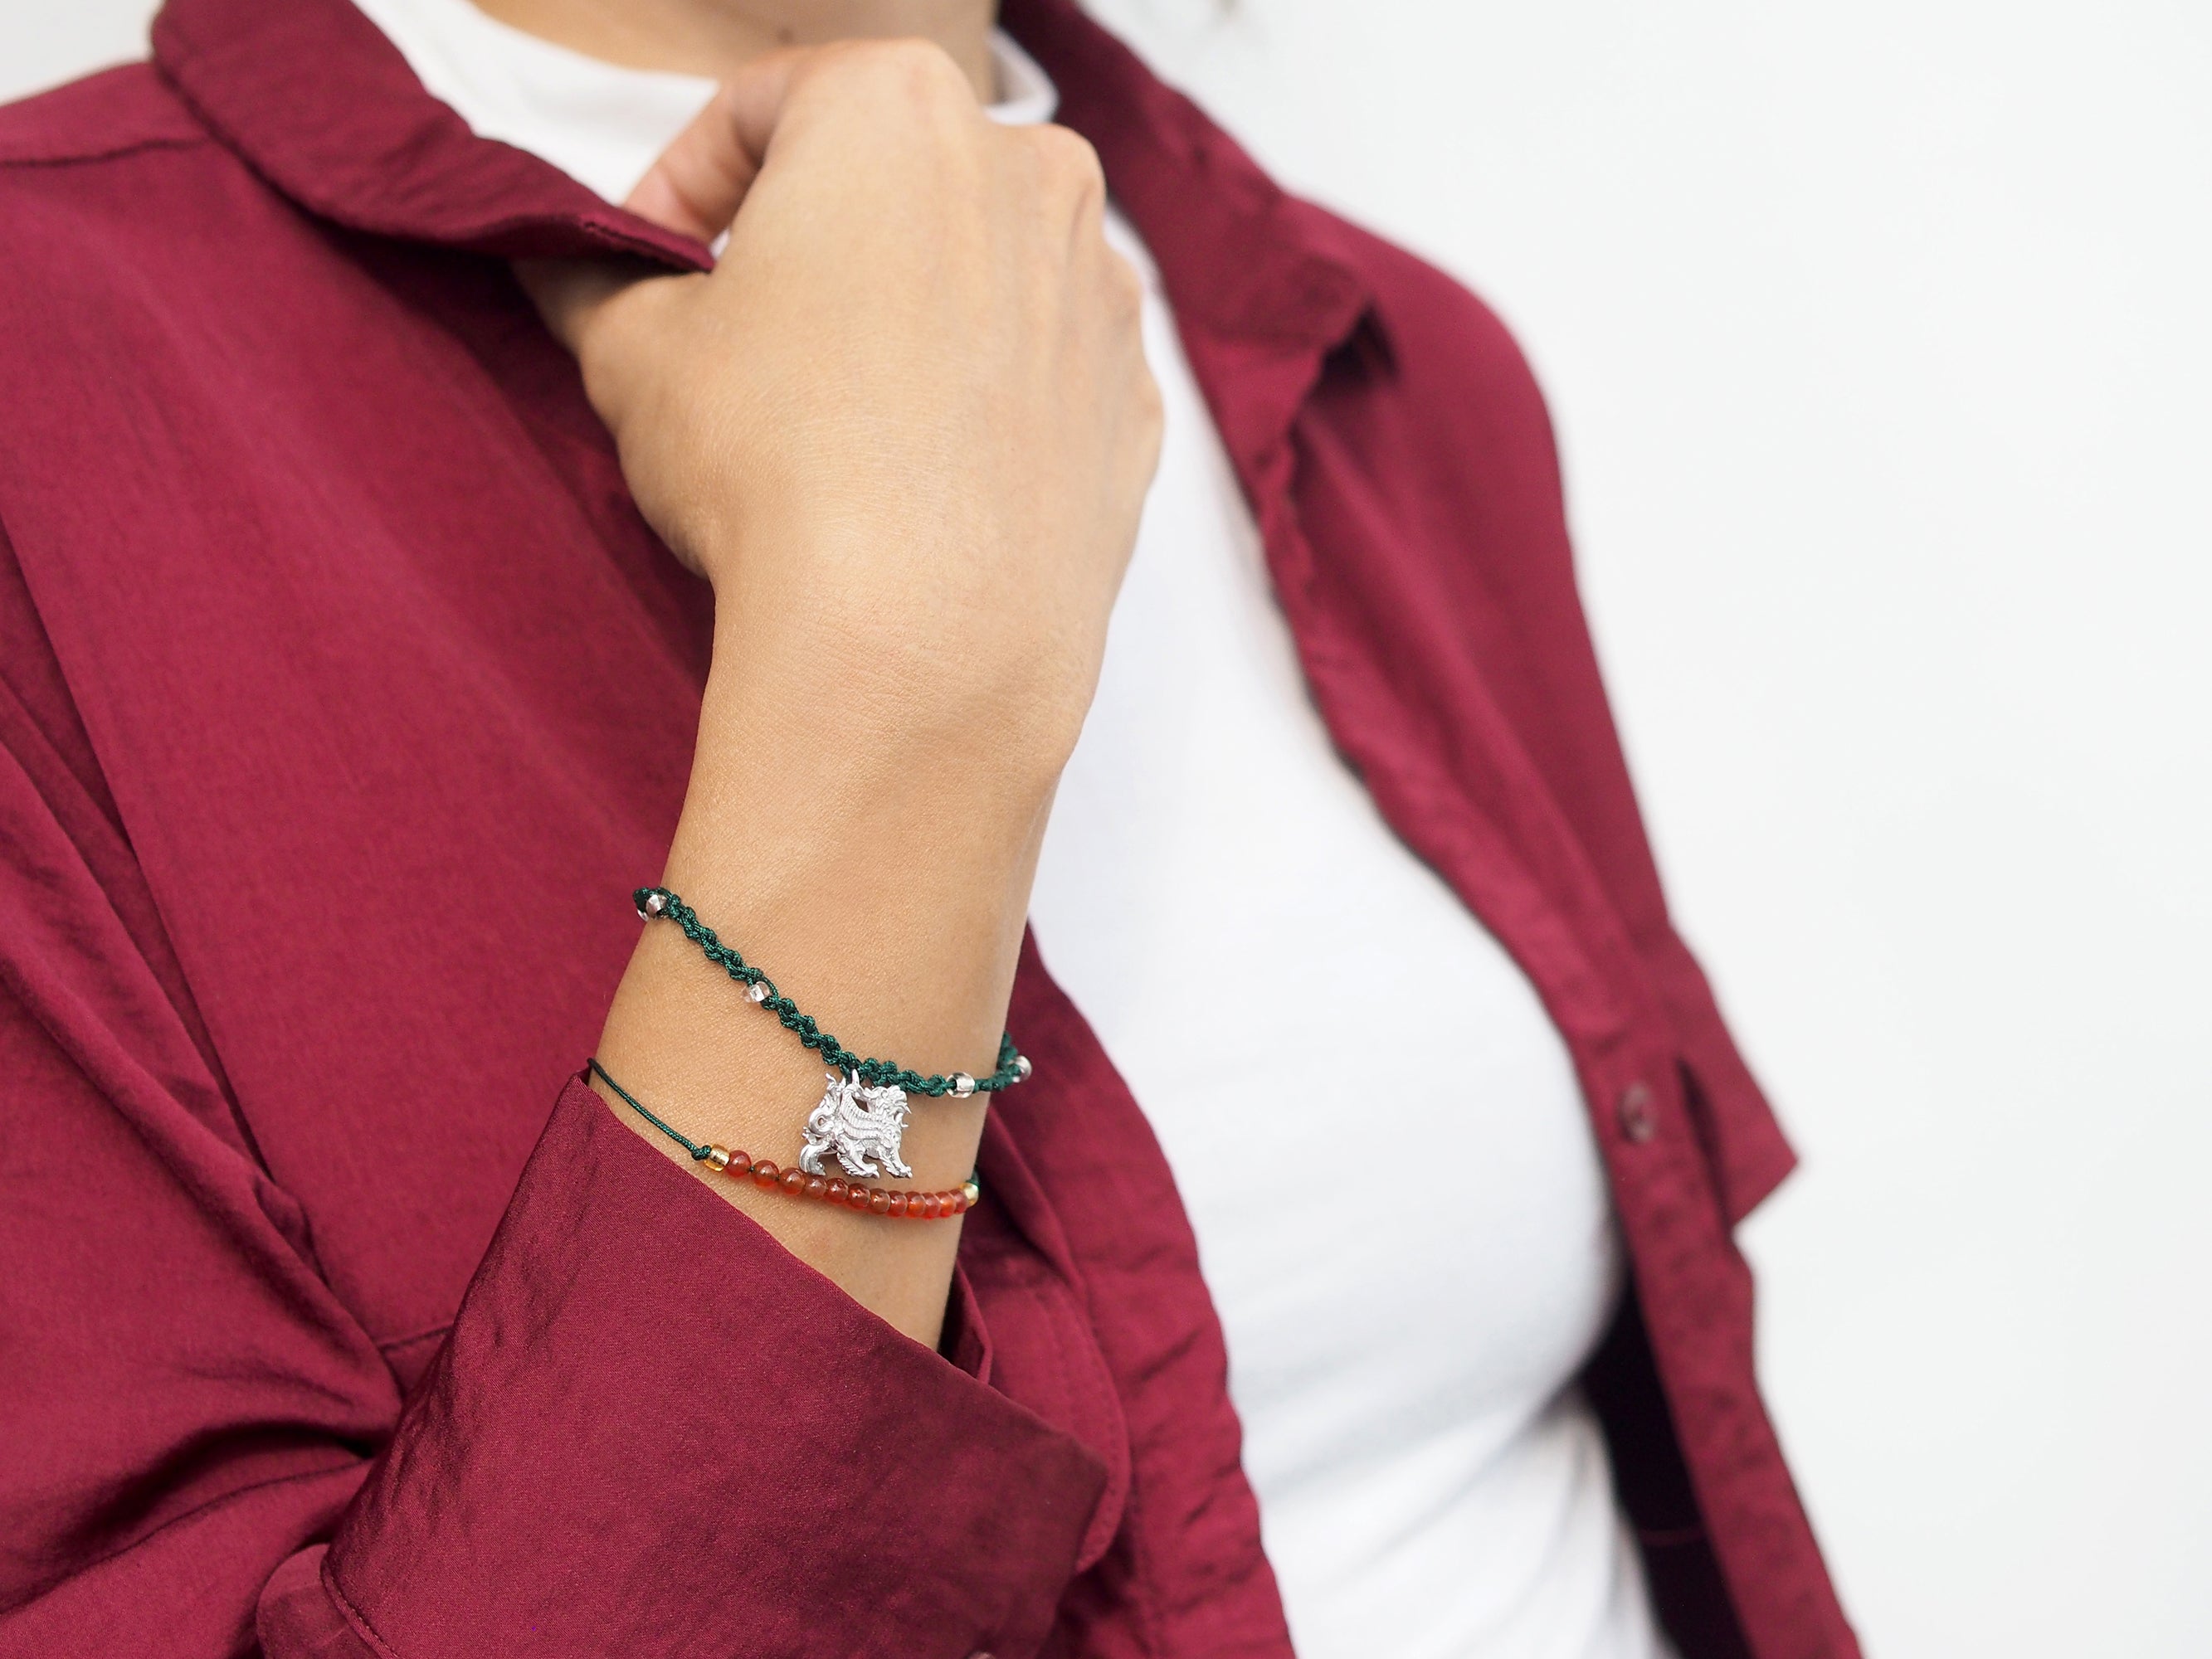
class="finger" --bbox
[512,256,639,357]
[622,51,812,242]
[519,51,816,355]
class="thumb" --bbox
[516,51,812,358]
[622,50,811,243]
[512,257,642,358]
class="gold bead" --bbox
[962,1180,982,1207]
[703,1146,732,1172]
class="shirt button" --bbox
[1617,1080,1658,1144]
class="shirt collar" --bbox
[998,0,1370,353]
[347,0,1060,206]
[150,0,1369,351]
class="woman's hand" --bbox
[524,39,1160,783]
[522,41,1160,1345]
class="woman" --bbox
[0,0,1855,1655]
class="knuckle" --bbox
[1136,364,1165,431]
[1107,251,1145,317]
[837,36,972,106]
[1031,124,1105,195]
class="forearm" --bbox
[557,41,1154,1349]
[592,604,1058,1345]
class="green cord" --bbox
[588,1057,710,1160]
[633,886,1029,1097]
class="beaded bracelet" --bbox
[635,887,1029,1097]
[589,1059,980,1221]
[635,885,1031,1180]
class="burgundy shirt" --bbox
[0,1,1858,1655]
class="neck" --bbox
[467,0,1000,100]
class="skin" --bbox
[513,8,1162,1346]
[474,0,999,100]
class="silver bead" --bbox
[642,891,668,917]
[948,1072,977,1098]
[1012,1053,1033,1082]
[745,980,770,1004]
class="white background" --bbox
[4,2,2208,1654]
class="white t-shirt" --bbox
[349,4,1675,1653]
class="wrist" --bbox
[666,640,1050,1063]
[705,598,1079,815]
[699,508,1105,778]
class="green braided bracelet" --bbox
[633,886,1031,1099]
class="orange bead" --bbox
[780,1170,805,1195]
[825,1179,847,1204]
[848,1185,873,1212]
[869,1190,891,1214]
[889,1193,910,1218]
[728,1151,752,1177]
[803,1175,827,1201]
[751,1161,779,1189]
[918,1194,940,1219]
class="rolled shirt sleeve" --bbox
[0,687,1105,1657]
[301,1078,1107,1658]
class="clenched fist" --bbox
[525,39,1161,784]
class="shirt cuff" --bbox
[321,1073,1106,1658]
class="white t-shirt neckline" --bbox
[353,0,1056,206]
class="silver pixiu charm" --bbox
[799,1068,914,1180]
